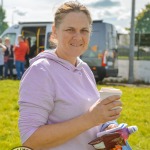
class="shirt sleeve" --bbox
[18,59,55,144]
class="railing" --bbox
[118,47,150,60]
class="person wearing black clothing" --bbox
[29,40,37,59]
[4,37,14,79]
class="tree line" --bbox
[0,6,8,35]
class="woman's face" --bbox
[53,12,91,62]
[5,39,10,46]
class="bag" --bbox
[89,132,126,150]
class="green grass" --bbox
[0,80,20,149]
[0,80,150,149]
[97,84,150,150]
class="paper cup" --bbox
[99,87,122,110]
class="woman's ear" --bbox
[52,24,57,39]
[49,24,58,46]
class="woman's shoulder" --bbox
[29,57,54,71]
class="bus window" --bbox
[1,33,16,45]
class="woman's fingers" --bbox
[107,100,123,111]
[108,114,121,121]
[101,95,121,105]
[88,95,123,125]
[109,107,122,117]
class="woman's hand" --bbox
[105,124,118,131]
[87,95,122,126]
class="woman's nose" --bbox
[72,32,82,40]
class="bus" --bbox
[0,20,118,81]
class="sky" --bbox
[1,0,150,33]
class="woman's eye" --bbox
[66,29,74,32]
[81,30,89,34]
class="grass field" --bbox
[0,80,150,150]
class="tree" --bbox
[0,5,8,35]
[135,3,150,47]
[135,3,150,33]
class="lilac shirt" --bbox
[19,50,102,150]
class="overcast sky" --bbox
[1,0,150,33]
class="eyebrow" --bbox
[65,26,89,30]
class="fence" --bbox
[118,33,150,60]
[118,47,150,60]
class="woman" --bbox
[14,35,29,79]
[4,37,14,79]
[0,38,6,80]
[19,1,122,149]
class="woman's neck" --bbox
[55,50,77,66]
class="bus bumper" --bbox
[90,66,118,81]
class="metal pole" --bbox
[137,31,141,60]
[1,0,3,8]
[12,11,14,25]
[128,0,136,84]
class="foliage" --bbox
[0,80,150,149]
[0,6,9,35]
[135,3,150,33]
[134,3,150,47]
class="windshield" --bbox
[2,33,16,45]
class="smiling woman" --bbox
[52,2,92,65]
[53,11,91,65]
[18,1,123,150]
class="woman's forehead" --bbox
[60,12,90,27]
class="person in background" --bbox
[24,37,30,68]
[4,37,14,79]
[29,40,37,59]
[19,1,123,150]
[14,35,29,80]
[0,38,6,80]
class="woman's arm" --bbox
[23,95,122,149]
[23,111,93,149]
[0,43,6,51]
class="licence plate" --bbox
[107,61,113,66]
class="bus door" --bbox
[36,27,46,54]
[21,26,46,56]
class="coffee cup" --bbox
[99,87,122,110]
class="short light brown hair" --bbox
[4,37,10,41]
[54,1,92,28]
[18,35,24,40]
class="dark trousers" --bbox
[0,65,4,78]
[4,59,14,77]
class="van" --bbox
[81,20,118,81]
[0,20,118,81]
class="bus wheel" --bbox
[97,67,106,81]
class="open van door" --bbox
[21,26,46,56]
